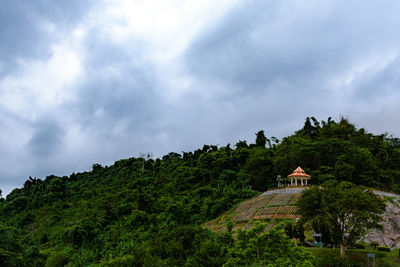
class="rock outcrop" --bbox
[361,190,400,248]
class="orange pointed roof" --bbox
[288,167,311,178]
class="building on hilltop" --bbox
[277,167,311,188]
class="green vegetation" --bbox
[307,247,400,267]
[377,246,391,252]
[0,117,399,265]
[224,222,312,266]
[352,242,366,249]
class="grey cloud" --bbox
[0,0,96,76]
[28,120,65,157]
[185,1,400,95]
[75,37,163,135]
[0,1,166,196]
[31,0,97,25]
[0,1,51,74]
[350,55,400,104]
[181,0,400,141]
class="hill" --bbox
[1,117,400,265]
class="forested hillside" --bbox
[1,117,399,266]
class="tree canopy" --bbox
[224,222,313,266]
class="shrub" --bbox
[353,242,366,249]
[103,255,136,267]
[376,246,391,252]
[45,251,69,267]
[312,256,363,267]
[24,245,40,258]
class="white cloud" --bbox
[0,43,83,117]
[99,0,236,50]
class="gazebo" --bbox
[277,167,311,187]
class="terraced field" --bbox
[205,188,306,233]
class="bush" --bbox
[312,255,363,267]
[377,246,391,252]
[103,255,136,267]
[45,251,69,267]
[353,243,366,249]
[103,254,163,267]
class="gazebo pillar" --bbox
[286,166,311,188]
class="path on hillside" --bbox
[373,190,399,198]
[261,187,398,198]
[260,187,307,196]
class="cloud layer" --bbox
[1,0,400,195]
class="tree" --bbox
[245,147,275,191]
[255,130,267,147]
[298,117,320,139]
[297,181,386,257]
[224,222,312,266]
[0,223,23,266]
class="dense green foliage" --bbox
[297,180,386,256]
[224,222,312,266]
[276,117,400,190]
[0,117,399,265]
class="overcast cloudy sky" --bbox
[1,0,400,195]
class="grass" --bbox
[305,247,400,267]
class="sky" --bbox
[1,0,400,196]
